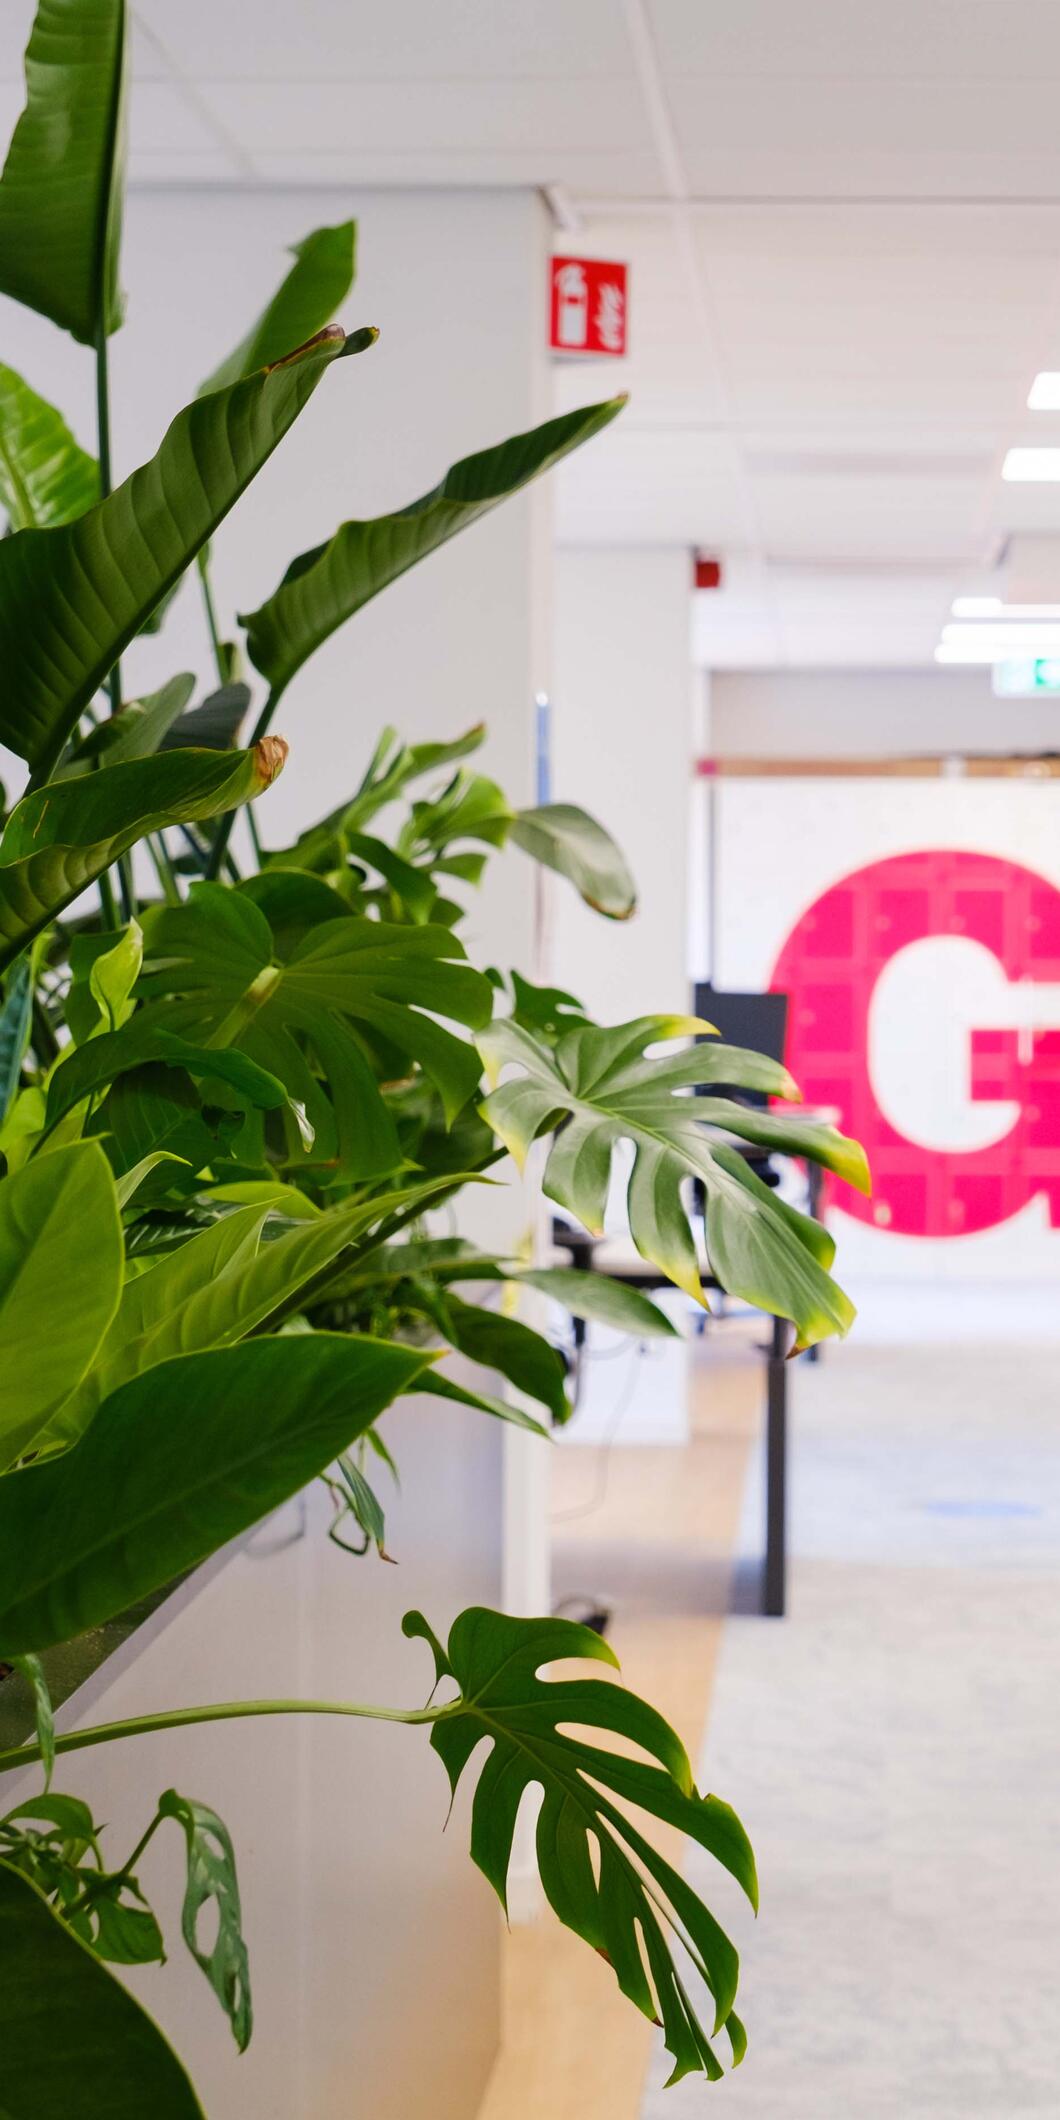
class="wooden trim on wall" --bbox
[696,755,1060,779]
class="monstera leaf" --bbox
[199,221,357,396]
[0,1861,205,2119]
[405,1606,756,2086]
[0,327,371,777]
[478,1016,869,1350]
[0,744,286,973]
[109,879,493,1177]
[240,398,625,700]
[0,1334,431,1655]
[158,1791,251,2053]
[0,0,127,345]
[0,363,98,531]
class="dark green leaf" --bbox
[241,399,626,699]
[0,743,286,973]
[0,1860,204,2117]
[82,1878,164,1966]
[517,1267,677,1338]
[407,1367,548,1437]
[160,682,250,753]
[0,0,127,345]
[0,362,98,530]
[270,725,487,870]
[509,803,636,920]
[507,970,590,1040]
[61,675,196,774]
[159,1791,251,2051]
[0,1333,431,1654]
[479,1015,867,1350]
[334,1451,390,1556]
[0,328,358,776]
[0,1794,98,1850]
[47,1174,462,1444]
[424,1288,569,1424]
[199,221,357,396]
[47,1023,297,1133]
[0,955,33,1118]
[0,1142,123,1469]
[405,1606,756,2086]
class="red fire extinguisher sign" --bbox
[549,256,628,358]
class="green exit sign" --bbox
[993,657,1060,697]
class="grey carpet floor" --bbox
[640,1340,1060,2120]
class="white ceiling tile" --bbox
[128,82,226,156]
[752,468,987,565]
[243,149,666,195]
[195,78,651,157]
[135,0,636,81]
[129,151,246,184]
[649,0,1060,81]
[668,76,1060,197]
[556,427,747,545]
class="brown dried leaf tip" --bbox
[254,736,289,785]
[265,324,346,371]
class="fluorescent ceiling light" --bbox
[951,597,1060,619]
[1002,447,1060,481]
[936,622,1060,663]
[1028,372,1060,410]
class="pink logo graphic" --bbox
[770,849,1060,1237]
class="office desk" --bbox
[551,1225,793,1618]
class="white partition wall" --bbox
[551,547,697,1445]
[552,546,695,1024]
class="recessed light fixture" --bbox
[951,597,1060,619]
[936,622,1060,663]
[1002,447,1060,481]
[1028,372,1060,410]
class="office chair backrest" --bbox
[692,984,790,1108]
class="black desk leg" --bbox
[764,1314,789,1617]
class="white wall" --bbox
[552,546,694,1023]
[550,547,695,1449]
[710,668,1060,759]
[0,181,557,2110]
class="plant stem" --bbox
[146,832,181,906]
[204,688,279,881]
[63,1810,166,1923]
[97,864,119,931]
[0,1695,449,1779]
[95,313,137,923]
[94,320,122,724]
[198,554,227,687]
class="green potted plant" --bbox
[0,1,869,2105]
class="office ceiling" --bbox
[5,0,1060,665]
